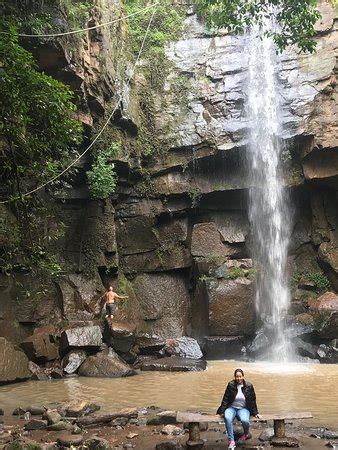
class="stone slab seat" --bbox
[176,411,312,448]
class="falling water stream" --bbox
[246,23,293,361]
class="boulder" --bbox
[294,338,318,360]
[0,337,31,383]
[207,278,255,335]
[24,419,48,430]
[204,336,246,359]
[78,349,136,378]
[140,356,207,372]
[62,349,87,374]
[57,434,83,447]
[316,344,338,363]
[131,273,191,338]
[44,409,63,425]
[103,321,136,353]
[164,337,203,359]
[156,442,182,450]
[247,331,270,356]
[136,333,166,354]
[161,424,184,436]
[28,361,50,381]
[60,401,101,417]
[59,325,102,355]
[20,326,59,362]
[309,292,338,339]
[83,437,111,450]
[191,222,239,258]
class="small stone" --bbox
[57,433,83,447]
[44,410,62,425]
[259,428,274,441]
[271,436,299,447]
[47,421,73,431]
[324,431,338,440]
[72,425,83,435]
[13,407,27,416]
[83,436,111,449]
[123,444,134,449]
[126,433,138,439]
[24,419,48,430]
[112,417,128,427]
[50,368,63,379]
[156,441,181,450]
[161,424,184,436]
[27,405,46,415]
[326,443,338,448]
[128,419,139,425]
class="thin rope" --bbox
[0,3,159,38]
[0,8,156,204]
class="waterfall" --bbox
[245,24,294,361]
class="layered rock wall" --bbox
[0,1,337,349]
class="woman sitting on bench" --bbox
[217,368,261,449]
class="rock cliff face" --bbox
[1,1,337,348]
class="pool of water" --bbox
[1,360,337,427]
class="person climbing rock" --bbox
[102,286,128,319]
[217,368,261,449]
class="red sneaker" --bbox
[228,440,236,449]
[238,433,248,443]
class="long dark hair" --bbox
[234,368,244,377]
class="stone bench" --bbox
[176,411,313,448]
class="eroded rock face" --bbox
[62,350,87,374]
[207,278,255,336]
[0,337,31,383]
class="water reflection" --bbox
[0,361,337,427]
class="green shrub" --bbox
[292,271,331,293]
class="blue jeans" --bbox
[224,406,250,441]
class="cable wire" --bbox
[0,2,159,38]
[0,7,157,204]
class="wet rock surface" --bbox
[60,326,103,355]
[140,356,207,372]
[164,337,203,359]
[78,349,136,378]
[0,337,31,383]
[62,350,87,374]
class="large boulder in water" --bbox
[0,337,31,383]
[164,337,203,359]
[309,291,338,339]
[78,349,135,378]
[59,325,102,355]
[140,356,207,372]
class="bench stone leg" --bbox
[274,419,285,438]
[186,422,204,449]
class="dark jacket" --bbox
[217,379,259,416]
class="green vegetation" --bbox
[125,0,187,159]
[195,0,321,53]
[0,0,93,36]
[292,271,331,293]
[226,266,256,280]
[0,29,82,277]
[187,187,202,208]
[87,143,119,199]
